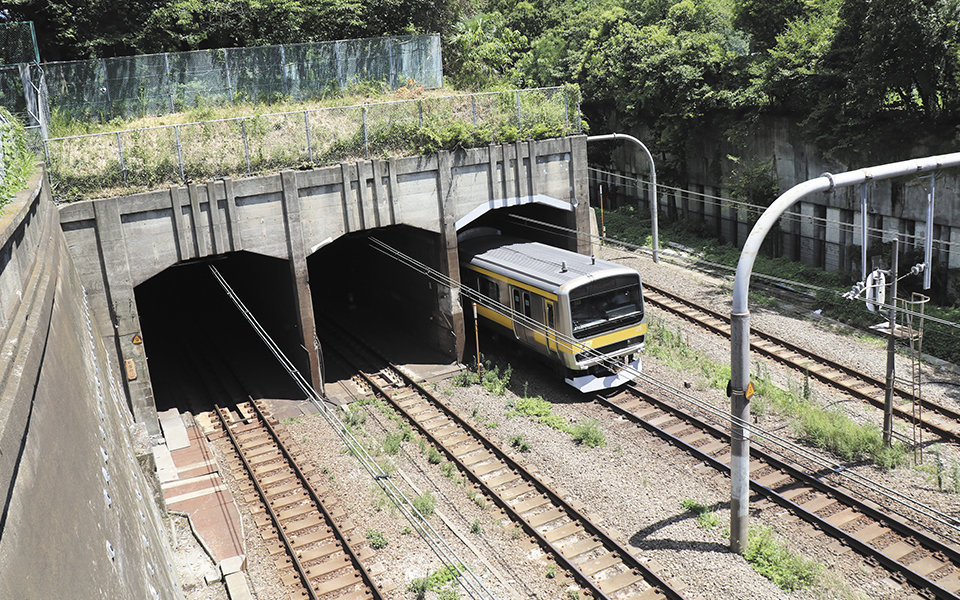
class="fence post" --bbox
[116,132,128,184]
[388,38,395,89]
[304,111,313,162]
[174,125,185,181]
[224,49,233,101]
[240,120,252,174]
[164,52,174,112]
[515,90,522,135]
[279,45,288,95]
[472,95,477,127]
[418,99,423,127]
[362,106,369,159]
[563,91,569,131]
[335,41,345,90]
[102,58,113,119]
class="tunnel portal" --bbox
[135,252,305,414]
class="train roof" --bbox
[458,235,639,293]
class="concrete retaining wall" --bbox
[600,118,960,283]
[0,171,181,599]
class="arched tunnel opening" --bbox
[463,203,580,251]
[135,252,305,414]
[308,225,450,386]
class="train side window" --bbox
[522,292,532,318]
[546,304,554,328]
[513,289,522,312]
[482,278,499,300]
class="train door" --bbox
[544,300,560,358]
[512,287,545,351]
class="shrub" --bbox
[470,519,482,534]
[365,529,388,549]
[412,492,437,519]
[680,499,721,530]
[744,526,822,590]
[570,419,606,448]
[509,435,531,452]
[0,109,35,208]
[382,431,403,455]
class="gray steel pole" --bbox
[924,174,935,290]
[860,183,868,281]
[729,151,960,554]
[884,238,899,445]
[586,133,659,262]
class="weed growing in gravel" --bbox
[371,485,390,512]
[453,358,512,395]
[680,499,721,530]
[365,529,388,549]
[382,431,403,455]
[412,492,437,519]
[401,526,412,535]
[486,421,500,428]
[649,318,907,469]
[569,419,606,448]
[510,525,523,539]
[441,461,456,478]
[408,577,428,600]
[511,394,606,448]
[920,446,960,492]
[566,589,582,600]
[281,416,301,424]
[469,491,487,509]
[509,434,531,452]
[427,446,444,464]
[342,405,366,429]
[510,395,569,431]
[470,519,482,534]
[545,564,557,579]
[744,526,822,590]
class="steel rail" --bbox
[323,321,686,600]
[643,282,960,441]
[214,403,318,600]
[600,385,960,600]
[246,398,387,600]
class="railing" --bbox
[44,86,583,202]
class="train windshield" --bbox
[570,274,643,339]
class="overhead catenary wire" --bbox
[587,166,959,252]
[366,237,960,543]
[208,265,500,600]
[506,213,960,332]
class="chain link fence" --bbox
[15,34,441,124]
[44,86,583,202]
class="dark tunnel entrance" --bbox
[135,252,305,414]
[462,204,579,251]
[308,226,451,386]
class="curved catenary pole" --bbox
[729,151,960,554]
[587,133,659,262]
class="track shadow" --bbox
[628,501,731,554]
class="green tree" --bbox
[733,0,806,51]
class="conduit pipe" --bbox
[729,152,960,554]
[587,133,659,261]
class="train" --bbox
[458,231,646,393]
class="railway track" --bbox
[599,382,960,599]
[642,282,960,442]
[322,323,687,600]
[210,399,386,600]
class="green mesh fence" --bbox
[39,34,442,122]
[44,86,583,203]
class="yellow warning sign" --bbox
[132,334,143,345]
[745,381,756,400]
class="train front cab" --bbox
[561,272,646,393]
